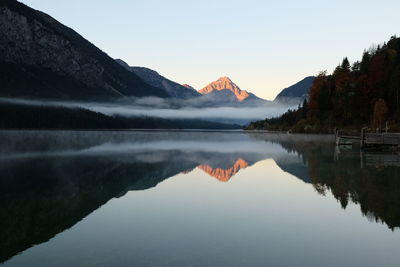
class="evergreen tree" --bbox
[341,57,350,69]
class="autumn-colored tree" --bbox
[308,71,327,116]
[372,99,388,129]
[368,54,387,99]
[333,65,351,93]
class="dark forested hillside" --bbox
[247,36,400,133]
[0,0,168,100]
[0,102,240,130]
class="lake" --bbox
[0,130,399,267]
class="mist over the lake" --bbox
[0,97,295,124]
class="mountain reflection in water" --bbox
[0,130,399,265]
[195,158,249,182]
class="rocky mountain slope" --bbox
[198,77,270,106]
[0,0,167,100]
[199,77,251,101]
[115,59,200,98]
[274,76,315,105]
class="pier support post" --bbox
[335,128,340,146]
[361,127,366,150]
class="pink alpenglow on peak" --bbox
[198,77,251,101]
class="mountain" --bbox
[274,76,315,105]
[115,59,200,98]
[198,77,270,106]
[0,0,168,100]
[199,77,251,101]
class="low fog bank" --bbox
[0,97,295,125]
[87,105,292,124]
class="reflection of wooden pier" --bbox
[361,152,400,167]
[334,146,400,168]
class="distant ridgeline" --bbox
[247,36,400,133]
[0,0,168,100]
[273,76,315,106]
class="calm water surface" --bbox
[0,130,399,267]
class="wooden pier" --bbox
[335,129,360,146]
[335,128,400,151]
[361,132,400,150]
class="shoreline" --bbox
[0,128,336,136]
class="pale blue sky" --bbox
[20,0,399,100]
